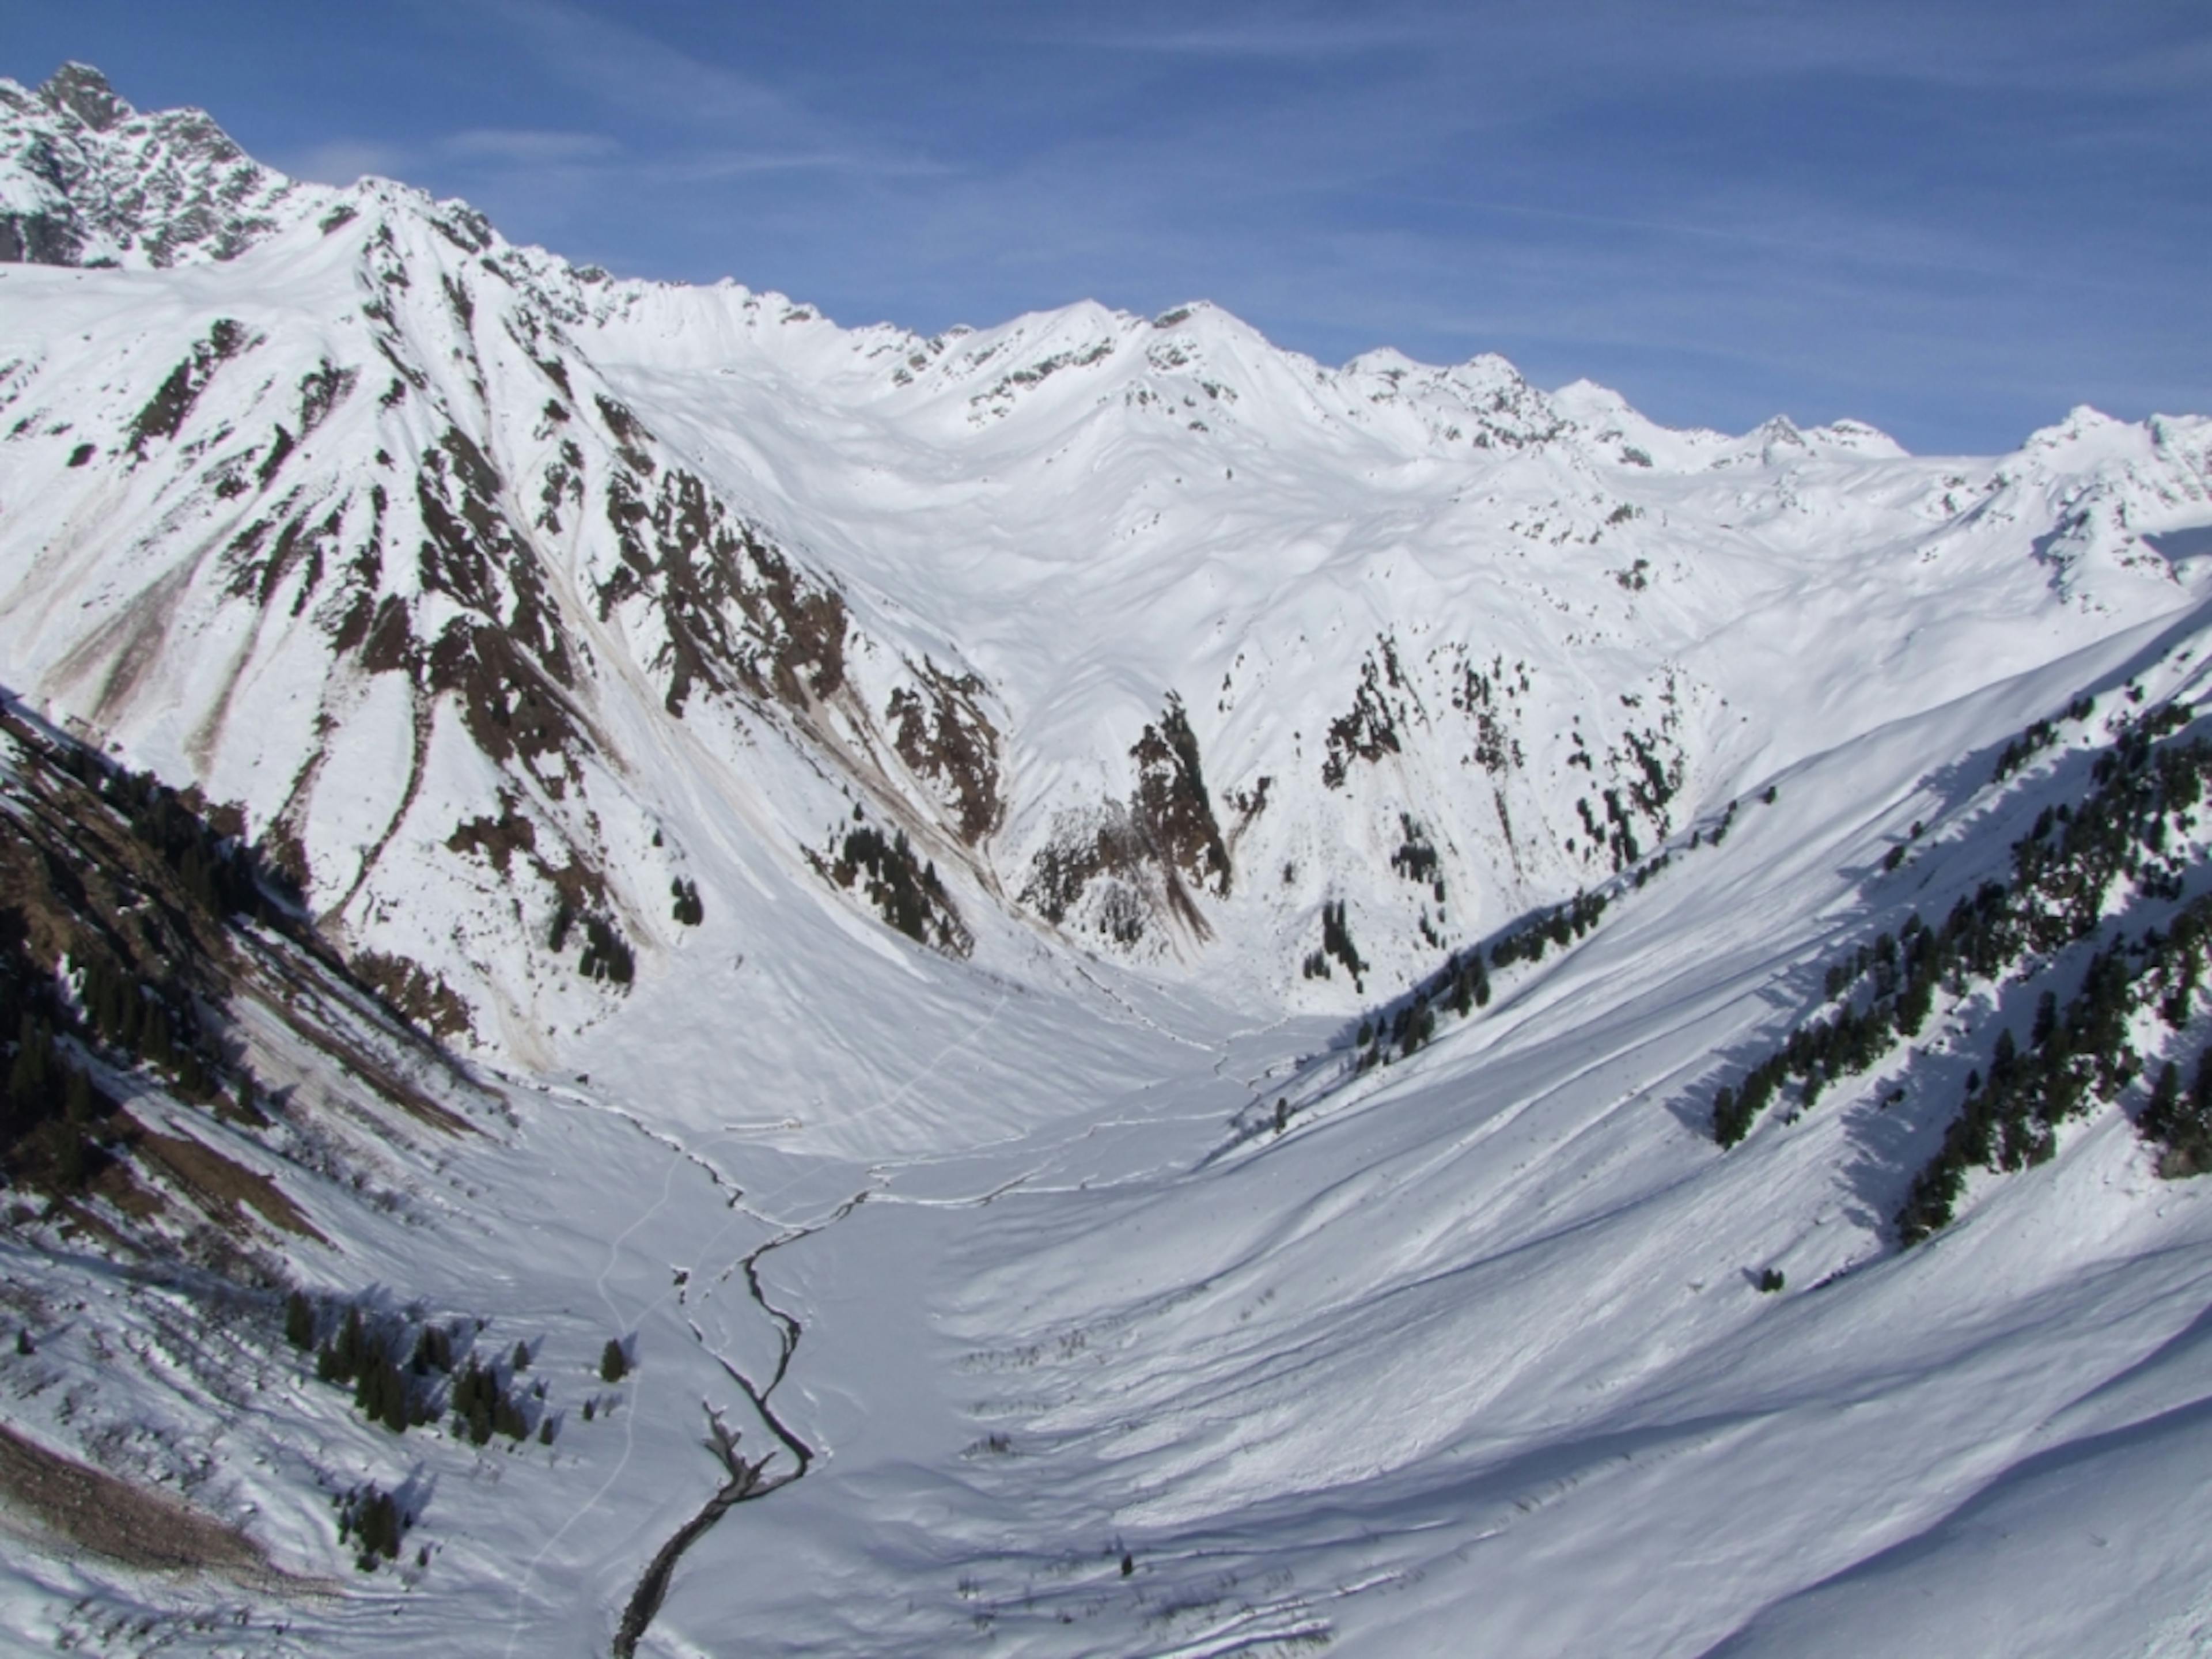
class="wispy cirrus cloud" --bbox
[442,127,621,164]
[82,0,2210,451]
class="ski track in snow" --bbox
[500,1119,695,1658]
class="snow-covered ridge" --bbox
[1,63,2209,1051]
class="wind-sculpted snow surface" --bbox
[4,62,2212,1659]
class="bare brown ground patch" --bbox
[0,1424,274,1579]
[129,1120,328,1243]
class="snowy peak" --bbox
[0,61,315,268]
[37,62,132,132]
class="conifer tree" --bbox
[63,1066,92,1126]
[285,1290,316,1351]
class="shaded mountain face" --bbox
[1,63,2209,1060]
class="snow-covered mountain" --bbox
[5,63,2212,1658]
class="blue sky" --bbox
[12,1,2209,452]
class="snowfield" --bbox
[2,63,2212,1658]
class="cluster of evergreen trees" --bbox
[1346,949,1494,1072]
[452,1355,530,1445]
[339,1483,410,1572]
[1488,890,1608,971]
[1446,953,1493,1016]
[1896,934,2145,1241]
[1992,694,2097,783]
[669,877,703,926]
[53,746,301,919]
[314,1305,432,1433]
[1390,815,1442,893]
[0,715,305,1194]
[2,1013,109,1190]
[1332,879,1611,1084]
[1355,995,1435,1067]
[298,1296,547,1444]
[1715,918,1942,1146]
[578,914,636,984]
[2143,1046,2212,1175]
[1707,698,2212,1243]
[0,912,228,1195]
[1304,899,1365,986]
[550,903,639,984]
[830,824,964,952]
[77,955,217,1097]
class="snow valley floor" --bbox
[2,62,2212,1657]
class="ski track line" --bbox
[500,1117,702,1659]
[722,987,1016,1227]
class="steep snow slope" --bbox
[4,62,2212,1659]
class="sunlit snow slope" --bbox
[4,62,2212,1659]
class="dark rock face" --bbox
[1321,639,1413,789]
[1021,693,1229,944]
[599,459,849,721]
[888,662,1003,845]
[39,63,131,133]
[1130,695,1230,901]
[0,209,81,266]
[127,319,253,456]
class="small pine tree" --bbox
[600,1339,628,1384]
[512,1340,530,1373]
[1713,1086,1750,1147]
[52,1128,86,1191]
[412,1324,453,1375]
[10,1014,50,1107]
[332,1305,366,1381]
[63,1066,93,1126]
[142,1002,174,1067]
[351,1487,403,1568]
[1756,1267,1785,1294]
[2147,1061,2183,1140]
[285,1290,316,1351]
